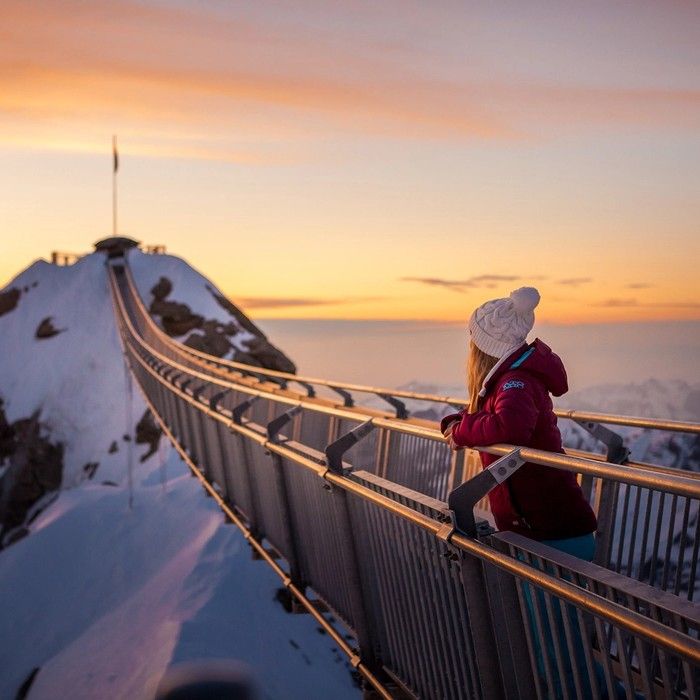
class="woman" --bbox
[442,287,611,698]
[441,286,597,555]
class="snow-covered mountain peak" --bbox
[0,246,356,700]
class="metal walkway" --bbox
[108,258,700,700]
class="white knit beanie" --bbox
[469,287,540,359]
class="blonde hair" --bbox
[467,341,498,413]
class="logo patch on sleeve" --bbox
[502,379,525,391]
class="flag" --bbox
[112,135,118,173]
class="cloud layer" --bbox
[3,0,699,162]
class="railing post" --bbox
[230,397,263,536]
[574,420,630,568]
[324,421,383,674]
[266,407,305,586]
[436,449,530,698]
[480,537,539,699]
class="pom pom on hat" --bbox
[468,286,540,359]
[509,286,540,314]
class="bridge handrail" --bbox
[120,260,700,436]
[110,269,700,502]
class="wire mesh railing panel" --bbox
[382,430,454,502]
[494,532,700,700]
[248,397,273,428]
[244,443,297,564]
[347,492,481,700]
[199,413,227,494]
[217,427,258,526]
[297,409,333,453]
[599,481,700,601]
[334,418,380,472]
[279,457,360,631]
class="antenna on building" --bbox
[112,135,119,237]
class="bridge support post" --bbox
[574,420,630,568]
[439,449,531,699]
[266,408,305,586]
[324,421,383,677]
[230,397,264,538]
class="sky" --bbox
[1,0,699,323]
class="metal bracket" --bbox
[376,393,408,419]
[574,420,630,464]
[267,406,302,443]
[447,448,525,537]
[179,378,193,394]
[293,380,316,398]
[192,384,208,402]
[324,420,375,474]
[329,386,354,408]
[267,375,288,390]
[232,396,259,425]
[209,389,230,411]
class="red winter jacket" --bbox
[441,339,597,540]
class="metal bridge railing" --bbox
[111,265,700,602]
[109,263,700,700]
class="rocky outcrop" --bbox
[234,337,296,374]
[150,276,172,302]
[35,317,62,339]
[183,320,233,357]
[0,401,64,544]
[83,462,99,479]
[148,277,296,372]
[0,288,20,317]
[135,409,162,462]
[207,285,265,339]
[148,278,204,336]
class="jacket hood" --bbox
[487,338,569,397]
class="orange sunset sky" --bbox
[1,0,699,323]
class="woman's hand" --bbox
[442,420,463,451]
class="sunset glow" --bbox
[2,0,699,323]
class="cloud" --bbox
[626,283,653,289]
[2,0,699,162]
[401,275,521,292]
[594,298,700,309]
[235,296,383,309]
[594,298,638,308]
[556,277,592,286]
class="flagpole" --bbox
[112,135,118,237]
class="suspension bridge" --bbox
[106,248,699,700]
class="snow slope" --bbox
[0,464,360,699]
[0,249,359,699]
[0,253,140,486]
